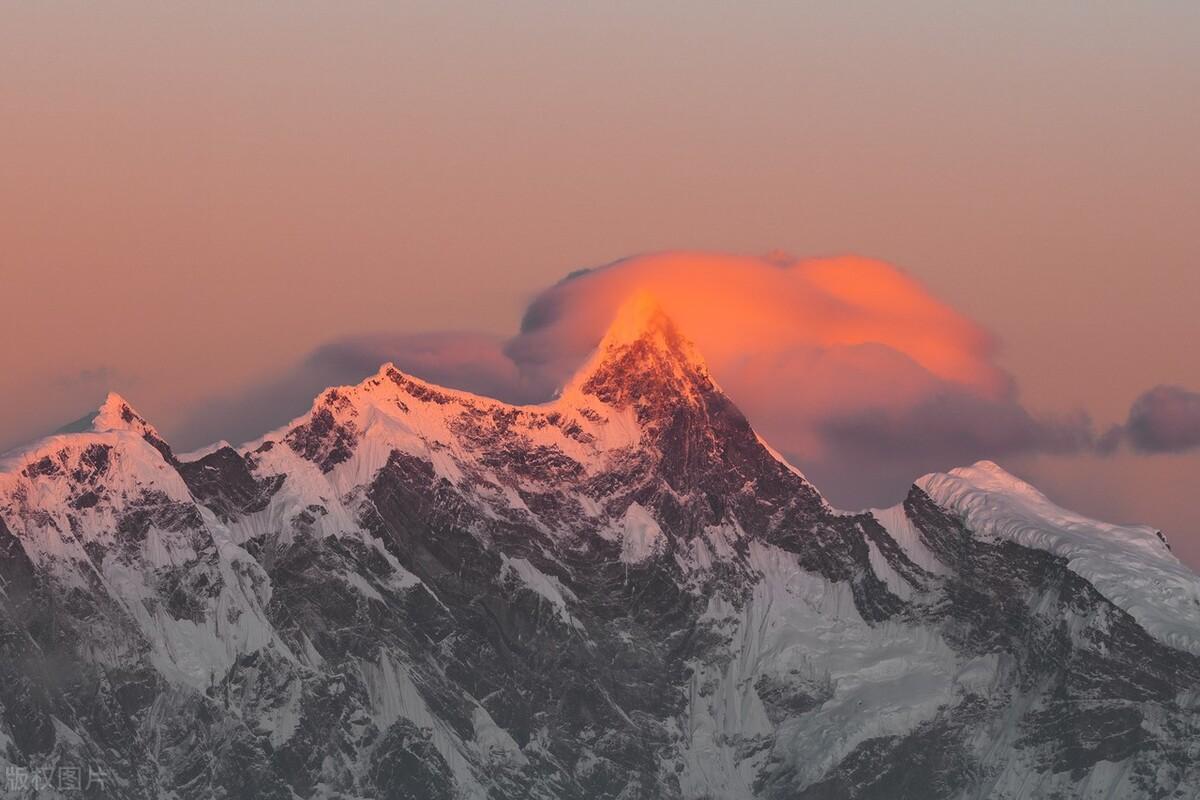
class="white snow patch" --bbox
[471,704,528,766]
[344,571,384,602]
[615,502,665,563]
[864,535,913,601]
[256,677,304,747]
[869,502,946,575]
[500,555,582,630]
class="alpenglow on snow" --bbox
[1,298,1199,799]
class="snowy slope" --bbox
[919,460,1200,655]
[0,298,1197,800]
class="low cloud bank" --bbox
[1100,385,1200,455]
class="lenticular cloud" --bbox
[509,251,1008,401]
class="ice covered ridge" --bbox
[919,460,1200,655]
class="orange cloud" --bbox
[512,251,1006,399]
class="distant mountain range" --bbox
[1,295,1198,799]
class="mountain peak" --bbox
[90,392,176,463]
[596,290,673,348]
[93,392,154,434]
[562,292,716,410]
[593,292,708,368]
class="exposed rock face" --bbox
[1,300,1198,799]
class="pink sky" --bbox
[2,4,1198,565]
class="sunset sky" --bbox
[3,4,1199,565]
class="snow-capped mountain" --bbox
[2,296,1198,799]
